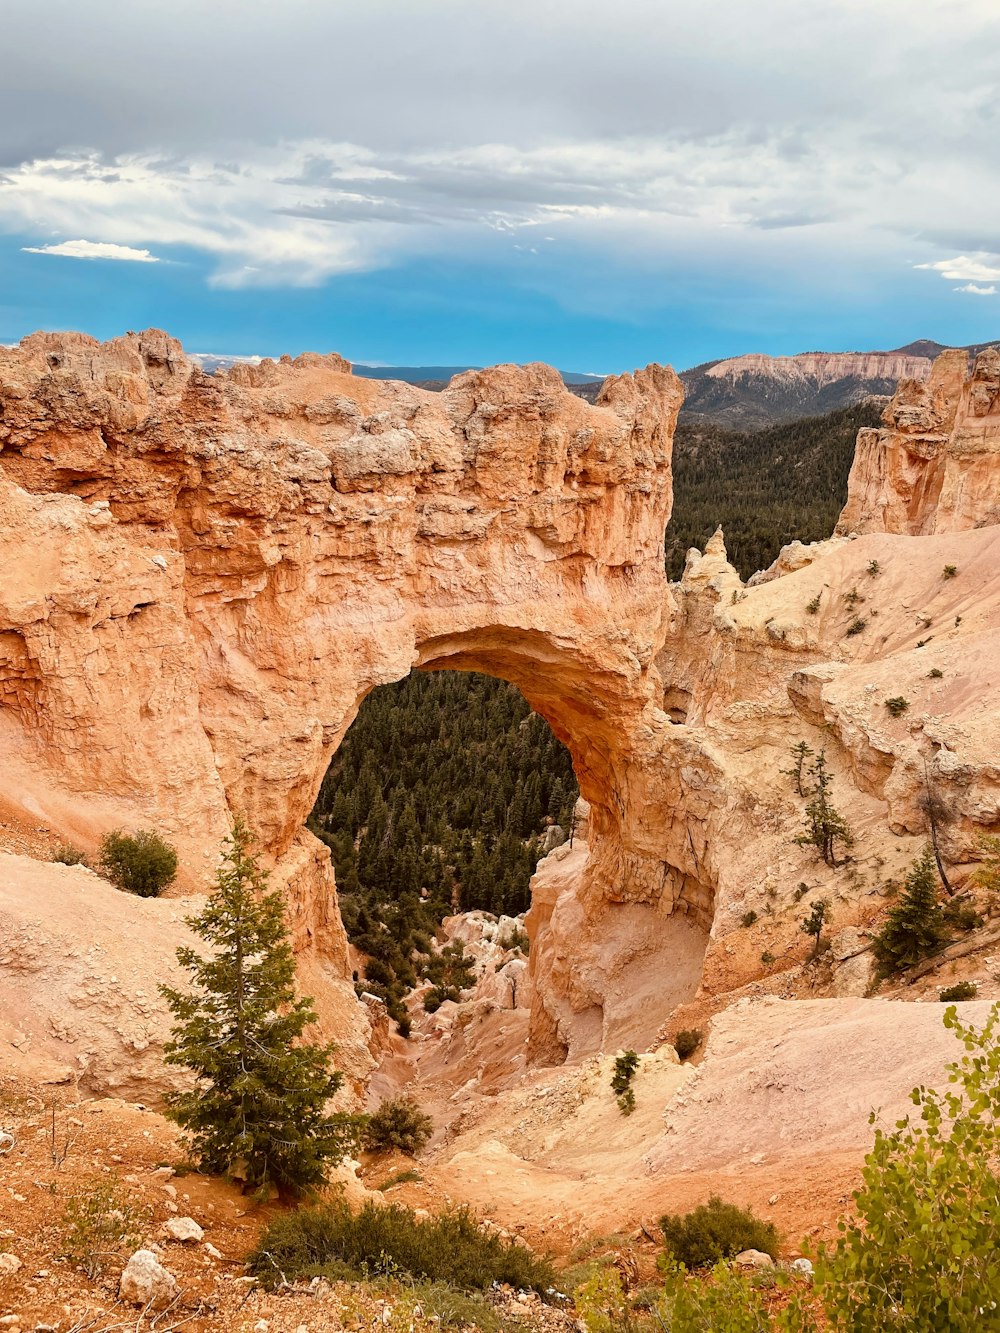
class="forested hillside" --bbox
[312,399,881,1025]
[664,400,883,579]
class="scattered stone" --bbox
[0,1254,22,1276]
[119,1249,179,1311]
[204,1242,222,1259]
[733,1249,774,1269]
[163,1216,204,1243]
[791,1257,814,1276]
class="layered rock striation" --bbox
[839,347,1000,534]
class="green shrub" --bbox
[760,951,776,966]
[659,1196,778,1269]
[843,588,862,608]
[52,844,87,866]
[884,697,910,718]
[249,1198,555,1293]
[845,617,867,636]
[611,1050,639,1115]
[867,560,881,577]
[810,1004,1000,1330]
[941,897,982,933]
[62,1178,148,1279]
[928,667,944,679]
[364,1096,433,1155]
[377,1168,423,1191]
[741,910,758,928]
[939,981,978,1002]
[396,1013,412,1039]
[673,1029,703,1060]
[100,828,177,898]
[806,594,821,614]
[943,564,958,578]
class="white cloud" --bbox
[954,282,997,295]
[21,238,159,262]
[915,255,1000,283]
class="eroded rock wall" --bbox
[0,330,686,1082]
[838,347,1000,535]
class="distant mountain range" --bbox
[192,339,997,430]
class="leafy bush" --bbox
[741,910,758,928]
[52,843,88,866]
[422,941,476,1011]
[364,1096,433,1155]
[939,981,978,1002]
[941,897,982,933]
[611,1050,639,1115]
[806,594,821,614]
[249,1198,555,1293]
[377,1168,423,1191]
[62,1178,148,1279]
[809,1004,1000,1330]
[943,564,958,578]
[100,828,177,898]
[928,667,944,679]
[660,1197,778,1269]
[673,1029,703,1060]
[845,617,867,636]
[884,697,910,718]
[867,560,881,577]
[575,1260,782,1333]
[843,587,862,608]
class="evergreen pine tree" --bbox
[873,845,949,973]
[794,749,854,867]
[161,818,355,1199]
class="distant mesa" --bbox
[679,339,999,429]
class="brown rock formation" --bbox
[838,347,1000,534]
[0,329,685,1081]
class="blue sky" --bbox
[2,0,999,373]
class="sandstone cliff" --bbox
[3,329,1000,1094]
[0,329,682,1087]
[838,347,1000,534]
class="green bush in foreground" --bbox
[660,1197,779,1269]
[804,1003,1000,1331]
[100,827,177,897]
[363,1096,433,1155]
[249,1197,555,1294]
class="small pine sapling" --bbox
[611,1050,639,1115]
[794,750,854,867]
[800,898,830,958]
[782,740,814,797]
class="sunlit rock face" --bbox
[4,330,1000,1087]
[838,347,1000,536]
[0,329,694,1077]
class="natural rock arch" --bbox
[0,330,718,1065]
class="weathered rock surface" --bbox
[119,1249,179,1310]
[0,329,683,1083]
[839,347,1000,534]
[3,329,1000,1089]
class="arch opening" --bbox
[308,667,579,1034]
